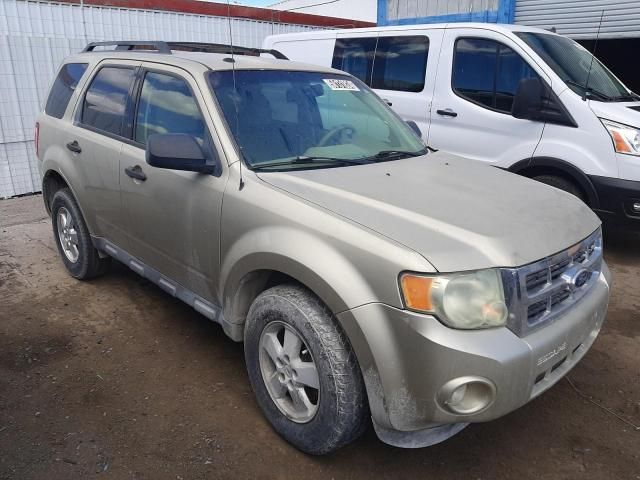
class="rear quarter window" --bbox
[45,63,88,119]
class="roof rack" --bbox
[81,41,288,59]
[82,41,172,53]
[169,42,288,59]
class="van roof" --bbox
[265,22,558,40]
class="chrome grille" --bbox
[503,228,603,337]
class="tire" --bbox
[51,188,110,280]
[533,174,586,202]
[244,284,369,455]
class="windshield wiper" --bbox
[611,92,640,102]
[251,156,370,171]
[564,80,612,101]
[363,148,428,162]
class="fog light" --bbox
[633,202,640,212]
[449,384,467,406]
[438,376,496,415]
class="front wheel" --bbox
[533,174,586,203]
[244,284,369,454]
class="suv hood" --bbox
[256,152,600,272]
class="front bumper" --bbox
[590,175,640,221]
[337,264,610,447]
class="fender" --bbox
[219,226,382,332]
[41,156,91,226]
[508,156,600,208]
[220,227,394,427]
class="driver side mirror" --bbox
[512,78,544,121]
[146,134,214,174]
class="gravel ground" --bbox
[0,194,638,479]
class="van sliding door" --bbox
[331,30,441,143]
[371,30,443,143]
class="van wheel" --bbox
[244,284,369,455]
[533,174,586,202]
[51,188,110,280]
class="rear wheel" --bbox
[533,174,586,202]
[51,188,110,280]
[244,284,369,455]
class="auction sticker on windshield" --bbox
[323,79,360,91]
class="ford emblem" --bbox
[573,269,591,288]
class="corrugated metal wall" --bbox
[514,0,640,39]
[0,0,322,198]
[386,0,499,21]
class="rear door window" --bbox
[371,36,429,92]
[134,71,206,146]
[81,66,136,136]
[453,37,539,113]
[45,63,88,119]
[331,37,377,85]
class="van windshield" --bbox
[516,32,636,102]
[208,70,426,171]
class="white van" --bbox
[264,23,640,222]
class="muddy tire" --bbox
[244,284,369,455]
[51,188,109,280]
[533,174,586,203]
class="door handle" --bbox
[124,165,147,181]
[66,140,82,153]
[436,109,458,117]
[382,98,393,106]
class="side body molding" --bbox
[91,237,241,340]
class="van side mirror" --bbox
[146,134,214,173]
[405,120,422,137]
[512,78,544,120]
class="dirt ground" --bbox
[0,194,638,480]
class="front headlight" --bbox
[601,119,640,156]
[400,269,508,329]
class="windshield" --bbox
[516,32,633,101]
[208,70,426,170]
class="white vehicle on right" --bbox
[264,23,640,223]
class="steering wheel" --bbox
[318,124,356,147]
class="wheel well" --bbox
[513,164,596,207]
[42,170,69,214]
[227,269,315,334]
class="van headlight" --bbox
[601,119,640,156]
[400,269,508,329]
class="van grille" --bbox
[502,228,602,337]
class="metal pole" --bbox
[80,0,88,42]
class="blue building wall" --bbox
[378,0,516,26]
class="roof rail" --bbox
[82,41,172,53]
[167,42,288,59]
[81,41,288,59]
